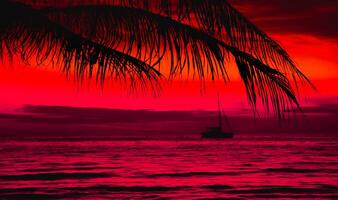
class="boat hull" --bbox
[201,131,234,139]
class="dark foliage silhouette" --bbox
[0,0,313,117]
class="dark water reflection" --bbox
[0,136,337,199]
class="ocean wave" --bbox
[227,185,338,194]
[263,167,338,173]
[240,194,338,199]
[0,172,113,181]
[0,193,62,200]
[201,184,233,190]
[0,188,37,194]
[263,168,321,173]
[66,185,190,192]
[23,166,113,172]
[148,171,238,178]
[0,186,189,200]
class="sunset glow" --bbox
[0,1,337,199]
[0,33,337,111]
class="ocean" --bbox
[0,135,337,199]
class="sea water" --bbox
[0,135,337,199]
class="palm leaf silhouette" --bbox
[19,0,311,81]
[0,0,161,90]
[0,0,313,117]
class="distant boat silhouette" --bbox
[202,95,234,139]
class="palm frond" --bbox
[14,0,313,85]
[231,48,298,119]
[36,5,300,116]
[38,6,228,81]
[2,0,313,117]
[181,0,314,88]
[0,0,161,90]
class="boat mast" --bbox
[223,112,233,132]
[218,94,233,132]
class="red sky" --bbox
[0,0,337,112]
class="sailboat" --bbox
[201,95,234,139]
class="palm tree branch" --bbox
[14,0,314,87]
[3,0,311,117]
[0,1,162,90]
[38,5,229,81]
[39,5,302,117]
